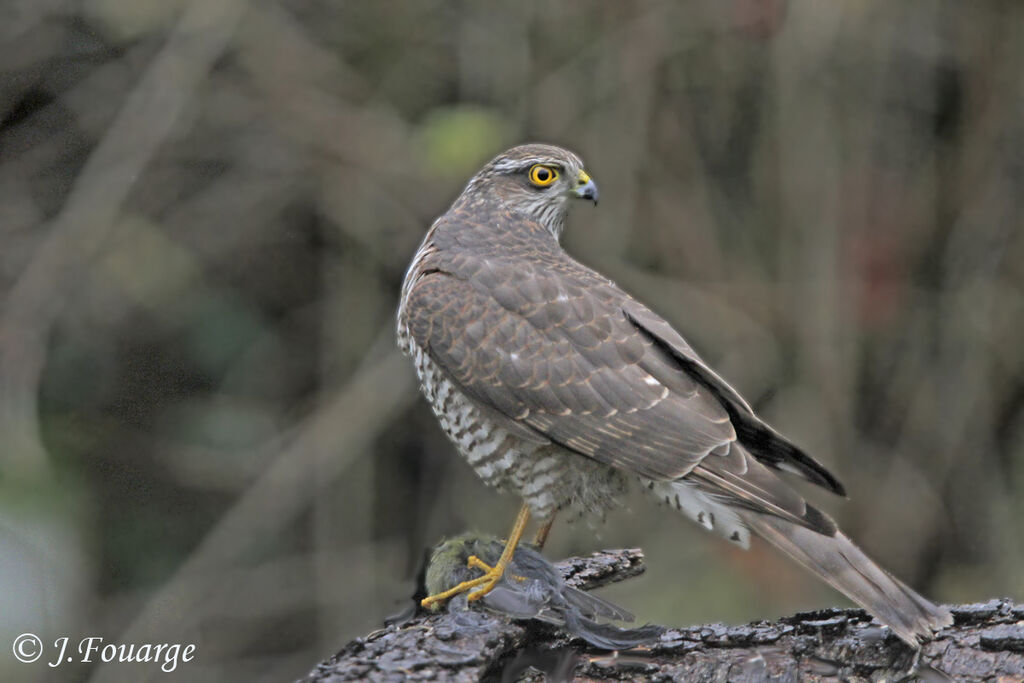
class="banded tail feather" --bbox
[740,509,953,646]
[650,477,951,647]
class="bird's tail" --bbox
[739,508,953,647]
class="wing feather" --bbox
[623,307,846,495]
[405,269,734,480]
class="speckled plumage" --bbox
[398,144,951,646]
[402,338,626,520]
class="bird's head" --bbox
[465,143,598,238]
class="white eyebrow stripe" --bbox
[492,158,545,173]
[492,156,578,174]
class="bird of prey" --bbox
[397,143,952,646]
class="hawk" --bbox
[397,143,951,646]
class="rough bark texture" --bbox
[299,549,1024,682]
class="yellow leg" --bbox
[533,516,555,549]
[466,503,530,601]
[420,503,531,609]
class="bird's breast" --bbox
[405,336,627,520]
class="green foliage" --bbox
[416,105,511,180]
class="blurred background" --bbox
[1,0,1022,680]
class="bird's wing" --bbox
[405,246,847,531]
[405,264,734,481]
[622,305,846,496]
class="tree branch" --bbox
[299,547,1024,682]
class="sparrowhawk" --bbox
[397,143,951,646]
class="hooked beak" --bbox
[573,170,599,205]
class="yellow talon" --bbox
[466,564,503,601]
[420,574,491,609]
[419,503,531,608]
[466,555,492,573]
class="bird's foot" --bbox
[420,503,532,609]
[419,569,492,609]
[467,554,528,586]
[418,555,510,609]
[465,555,506,601]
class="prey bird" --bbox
[426,533,664,650]
[397,143,952,646]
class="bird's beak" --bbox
[573,170,599,205]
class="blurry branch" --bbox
[303,546,1024,683]
[90,327,417,683]
[235,2,438,272]
[531,5,686,131]
[0,0,245,475]
[237,3,417,178]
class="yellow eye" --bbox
[528,164,559,187]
